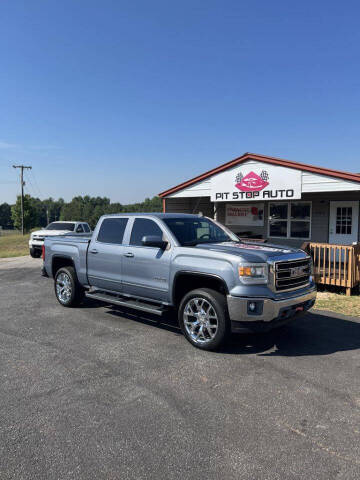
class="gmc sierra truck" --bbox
[43,213,316,351]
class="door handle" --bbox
[89,249,98,254]
[124,252,134,258]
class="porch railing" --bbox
[303,242,360,295]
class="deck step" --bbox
[85,291,166,316]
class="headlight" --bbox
[238,263,268,284]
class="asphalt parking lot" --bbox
[0,257,360,480]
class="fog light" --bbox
[247,300,264,315]
[249,302,256,312]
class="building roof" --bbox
[158,152,360,198]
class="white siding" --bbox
[301,172,360,192]
[167,179,211,198]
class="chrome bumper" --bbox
[227,289,317,324]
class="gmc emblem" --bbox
[290,266,306,277]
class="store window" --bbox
[268,202,311,239]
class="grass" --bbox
[0,233,30,258]
[314,291,360,317]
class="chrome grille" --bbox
[273,258,311,291]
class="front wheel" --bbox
[178,288,229,351]
[30,247,41,258]
[54,266,84,307]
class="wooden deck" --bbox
[303,242,360,295]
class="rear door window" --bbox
[130,218,163,246]
[97,218,128,244]
[83,224,90,233]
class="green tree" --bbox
[11,195,38,232]
[122,196,162,213]
[42,197,64,225]
[0,203,13,229]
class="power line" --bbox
[30,168,43,198]
[12,164,32,235]
[24,169,39,197]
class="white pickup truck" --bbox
[29,221,91,258]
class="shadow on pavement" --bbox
[105,305,182,336]
[223,311,360,357]
[85,297,360,357]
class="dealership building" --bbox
[159,152,360,249]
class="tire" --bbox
[30,248,41,258]
[54,266,84,307]
[178,288,229,351]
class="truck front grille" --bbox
[274,258,311,291]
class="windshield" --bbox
[163,217,239,246]
[46,222,75,231]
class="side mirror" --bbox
[142,235,168,249]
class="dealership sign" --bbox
[210,164,302,202]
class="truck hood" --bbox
[195,241,305,262]
[32,229,72,237]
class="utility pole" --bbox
[13,165,32,235]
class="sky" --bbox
[0,0,360,204]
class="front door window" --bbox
[130,218,164,246]
[336,207,352,235]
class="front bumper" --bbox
[29,240,44,248]
[227,288,316,333]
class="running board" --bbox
[85,291,166,316]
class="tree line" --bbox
[0,195,162,232]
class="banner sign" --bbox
[211,164,302,202]
[226,204,264,226]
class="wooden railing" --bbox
[303,242,360,295]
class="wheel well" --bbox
[173,272,228,306]
[52,256,75,277]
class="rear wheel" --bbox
[54,266,84,307]
[178,288,229,351]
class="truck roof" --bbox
[102,213,204,219]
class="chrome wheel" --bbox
[56,272,72,304]
[183,297,218,344]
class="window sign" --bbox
[226,204,264,226]
[211,164,302,202]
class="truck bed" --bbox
[44,233,92,284]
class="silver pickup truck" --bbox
[43,213,316,350]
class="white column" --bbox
[214,202,218,220]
